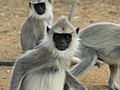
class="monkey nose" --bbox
[60,41,65,44]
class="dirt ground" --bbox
[0,0,120,90]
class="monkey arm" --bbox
[9,60,26,90]
[21,20,37,52]
[65,71,88,90]
[9,51,50,90]
[64,46,98,90]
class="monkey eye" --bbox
[40,3,45,8]
[55,35,60,39]
[53,33,60,40]
[65,35,71,39]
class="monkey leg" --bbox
[65,71,88,90]
[108,64,120,90]
[70,56,104,67]
[64,46,98,90]
[70,46,98,77]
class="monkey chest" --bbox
[21,67,66,90]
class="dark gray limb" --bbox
[0,61,14,66]
[65,71,88,90]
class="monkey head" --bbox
[44,16,80,54]
[29,0,53,19]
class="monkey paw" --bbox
[109,83,120,90]
[71,56,81,65]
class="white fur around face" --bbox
[41,31,80,60]
[40,16,80,60]
[30,0,53,20]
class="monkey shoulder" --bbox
[16,47,55,66]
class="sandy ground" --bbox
[0,0,120,90]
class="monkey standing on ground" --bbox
[21,0,53,52]
[0,0,53,66]
[0,0,81,66]
[21,0,80,65]
[65,22,120,90]
[9,16,87,90]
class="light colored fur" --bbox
[30,0,53,27]
[21,0,79,65]
[9,16,86,90]
[21,0,53,52]
[39,16,80,58]
[21,67,65,90]
[69,22,120,90]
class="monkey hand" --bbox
[71,56,81,66]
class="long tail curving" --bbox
[68,0,79,23]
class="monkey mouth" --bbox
[56,47,68,51]
[37,11,45,15]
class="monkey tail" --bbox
[0,61,14,66]
[68,0,79,23]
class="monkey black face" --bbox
[34,3,46,15]
[53,33,72,51]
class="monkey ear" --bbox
[29,2,31,9]
[47,26,50,33]
[76,27,80,34]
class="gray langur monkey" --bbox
[21,0,53,52]
[0,0,53,66]
[21,0,80,65]
[68,0,103,66]
[9,16,87,90]
[65,22,120,90]
[0,0,80,66]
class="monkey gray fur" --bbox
[21,0,53,52]
[66,22,120,90]
[21,0,81,65]
[0,0,81,66]
[9,16,87,90]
